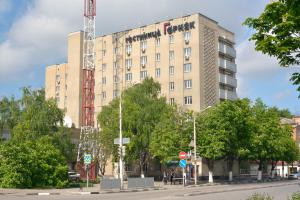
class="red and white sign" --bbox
[179,151,187,160]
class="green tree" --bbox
[0,137,68,188]
[12,88,64,140]
[150,107,192,164]
[98,78,170,177]
[219,99,253,181]
[244,0,300,96]
[196,99,253,183]
[196,106,226,183]
[248,99,298,180]
[0,87,71,188]
[0,96,21,140]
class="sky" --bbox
[0,0,299,114]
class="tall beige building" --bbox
[45,13,237,129]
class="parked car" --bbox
[68,171,80,181]
[288,172,300,179]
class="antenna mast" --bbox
[77,0,96,162]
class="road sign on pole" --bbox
[84,154,92,165]
[114,137,130,145]
[179,159,187,168]
[179,151,187,160]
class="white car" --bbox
[68,171,80,181]
[288,172,300,179]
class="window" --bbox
[156,38,160,46]
[125,59,132,69]
[170,82,175,90]
[64,96,67,106]
[55,86,60,92]
[156,53,160,62]
[102,91,106,99]
[65,85,67,91]
[102,49,106,57]
[169,35,174,44]
[125,73,132,81]
[56,74,60,80]
[141,41,147,52]
[184,96,192,105]
[184,63,192,72]
[65,74,68,80]
[113,62,118,69]
[140,70,147,79]
[184,80,192,89]
[155,68,161,78]
[170,98,175,105]
[113,90,118,98]
[184,31,191,42]
[114,47,118,55]
[169,66,174,75]
[102,77,106,84]
[56,97,60,103]
[184,47,191,58]
[141,56,147,66]
[126,44,132,55]
[114,75,119,83]
[102,63,107,71]
[169,50,174,60]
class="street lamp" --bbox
[193,106,211,185]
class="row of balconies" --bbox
[219,73,237,88]
[218,43,236,58]
[219,89,238,100]
[218,58,237,73]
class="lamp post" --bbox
[119,92,124,190]
[193,106,211,185]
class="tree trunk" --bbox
[207,159,214,183]
[257,160,262,181]
[271,161,277,178]
[282,161,284,178]
[227,158,234,181]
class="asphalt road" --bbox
[2,181,300,200]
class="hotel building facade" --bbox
[45,13,238,129]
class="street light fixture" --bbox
[193,105,211,185]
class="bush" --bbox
[0,137,68,188]
[247,193,273,200]
[289,192,300,200]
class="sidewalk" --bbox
[0,179,298,196]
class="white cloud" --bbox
[236,39,282,79]
[0,0,271,85]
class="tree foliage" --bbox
[244,0,300,96]
[0,87,71,188]
[249,99,298,171]
[98,78,170,176]
[150,107,192,164]
[0,137,68,188]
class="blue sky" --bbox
[0,0,299,114]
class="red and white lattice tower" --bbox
[77,0,96,162]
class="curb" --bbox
[23,187,166,195]
[27,192,60,196]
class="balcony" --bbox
[219,58,237,73]
[218,43,236,58]
[219,74,237,88]
[219,89,238,100]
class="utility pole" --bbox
[119,93,123,189]
[193,114,197,185]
